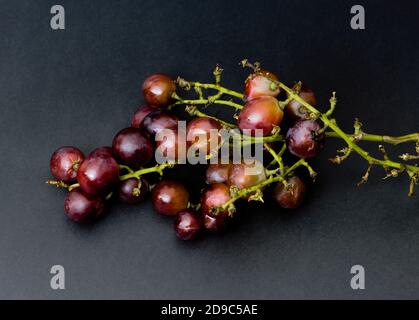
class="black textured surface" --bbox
[0,0,418,299]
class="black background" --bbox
[1,0,418,299]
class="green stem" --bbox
[277,81,419,175]
[186,107,236,128]
[46,180,79,191]
[189,82,245,100]
[267,143,286,169]
[278,95,293,109]
[120,163,174,181]
[119,165,134,173]
[169,98,243,110]
[230,129,283,143]
[264,143,284,173]
[400,154,419,161]
[326,131,419,145]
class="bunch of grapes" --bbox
[47,61,419,241]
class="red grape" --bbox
[200,183,231,218]
[174,210,202,240]
[112,127,153,168]
[142,110,179,136]
[286,120,325,158]
[285,87,316,121]
[77,153,119,196]
[206,163,232,184]
[142,74,176,107]
[50,147,85,183]
[118,178,149,204]
[186,117,222,155]
[64,189,105,223]
[203,213,228,232]
[244,70,280,101]
[228,160,266,190]
[131,105,156,128]
[238,96,283,136]
[272,176,306,209]
[151,180,189,216]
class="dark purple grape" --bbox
[64,189,105,223]
[112,127,153,168]
[286,120,325,158]
[131,105,156,128]
[77,153,119,196]
[272,176,306,209]
[50,147,85,183]
[151,180,190,216]
[142,74,176,107]
[118,178,149,204]
[142,110,179,136]
[174,210,202,240]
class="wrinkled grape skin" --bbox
[238,96,283,136]
[206,163,232,184]
[112,127,153,168]
[272,176,306,209]
[151,180,190,216]
[131,105,156,128]
[50,147,85,183]
[186,117,222,155]
[64,189,105,223]
[285,87,317,121]
[142,111,179,136]
[244,70,280,101]
[77,154,119,196]
[200,183,231,218]
[142,74,176,107]
[118,178,149,204]
[286,120,325,159]
[174,210,202,240]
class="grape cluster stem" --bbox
[168,63,419,203]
